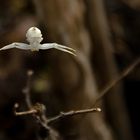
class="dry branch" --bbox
[93,57,140,107]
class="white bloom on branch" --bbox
[0,27,76,56]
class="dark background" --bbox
[0,0,140,140]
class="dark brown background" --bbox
[0,0,140,140]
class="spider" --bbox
[0,27,76,56]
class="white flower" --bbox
[0,27,76,56]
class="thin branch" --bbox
[92,57,140,107]
[22,70,34,108]
[15,109,37,116]
[47,108,101,124]
[14,104,101,124]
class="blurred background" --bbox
[0,0,140,140]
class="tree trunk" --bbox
[32,0,134,140]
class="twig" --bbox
[22,70,34,108]
[15,109,37,116]
[47,108,101,124]
[92,57,140,107]
[14,104,101,123]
